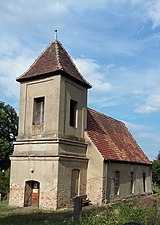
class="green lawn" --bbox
[0,196,160,225]
[0,202,74,225]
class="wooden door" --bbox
[24,181,40,207]
[24,182,32,207]
[31,182,40,207]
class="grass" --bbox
[0,201,16,213]
[0,195,160,225]
[0,203,73,225]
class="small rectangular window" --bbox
[130,172,134,194]
[70,99,77,127]
[114,171,120,195]
[143,173,146,192]
[33,97,44,125]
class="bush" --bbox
[73,199,160,225]
[0,169,10,200]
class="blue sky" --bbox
[0,0,160,160]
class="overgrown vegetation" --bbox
[152,151,160,187]
[0,101,18,200]
[1,102,160,224]
[0,195,160,225]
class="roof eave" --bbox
[61,71,92,89]
[16,71,59,83]
[16,70,92,89]
[104,158,152,166]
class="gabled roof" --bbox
[87,108,151,164]
[16,40,91,89]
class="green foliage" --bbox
[1,197,160,225]
[152,151,160,186]
[156,151,160,160]
[0,169,10,199]
[0,101,18,170]
[0,201,16,213]
[0,101,18,200]
[75,202,147,225]
[153,182,160,194]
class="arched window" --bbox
[71,169,80,197]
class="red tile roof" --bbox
[87,108,151,164]
[16,40,91,88]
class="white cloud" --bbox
[74,58,113,93]
[125,121,160,160]
[147,0,160,29]
[135,90,160,114]
[0,55,34,99]
[0,36,37,100]
[99,64,160,114]
[131,0,160,29]
[125,122,160,147]
[47,0,108,12]
[1,0,160,31]
[0,35,21,56]
[125,122,146,132]
[73,57,160,113]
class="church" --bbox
[9,39,152,209]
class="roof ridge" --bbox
[16,39,92,88]
[87,107,151,164]
[55,40,63,70]
[16,42,53,81]
[57,41,91,86]
[87,107,123,124]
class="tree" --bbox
[0,101,18,199]
[152,151,160,186]
[157,151,160,160]
[0,101,18,170]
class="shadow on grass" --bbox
[0,209,75,225]
[0,205,105,225]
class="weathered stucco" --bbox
[10,156,59,209]
[9,41,152,210]
[57,157,88,208]
[85,133,104,205]
[106,161,152,202]
[10,73,89,209]
[85,133,152,205]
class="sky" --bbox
[0,0,160,160]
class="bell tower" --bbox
[9,40,91,209]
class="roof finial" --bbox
[55,29,58,40]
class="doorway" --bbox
[24,180,40,207]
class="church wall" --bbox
[18,76,61,140]
[10,40,90,210]
[59,77,87,141]
[57,157,88,208]
[58,141,87,158]
[10,38,152,211]
[9,156,59,209]
[13,140,59,156]
[106,161,152,202]
[85,133,104,205]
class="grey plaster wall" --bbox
[105,161,152,202]
[9,156,59,209]
[57,157,88,208]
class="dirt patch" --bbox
[136,195,158,208]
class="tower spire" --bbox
[55,29,58,41]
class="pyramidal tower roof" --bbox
[16,40,91,88]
